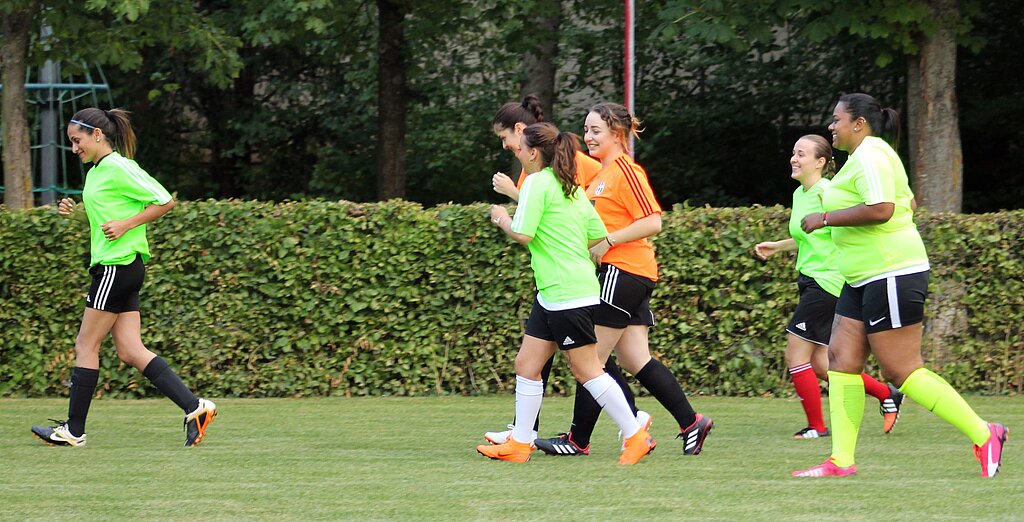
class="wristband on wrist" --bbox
[605,236,614,247]
[822,212,829,226]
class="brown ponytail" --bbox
[69,107,138,159]
[522,122,581,199]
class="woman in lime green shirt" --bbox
[476,122,655,465]
[756,135,901,440]
[32,108,216,449]
[793,93,1007,478]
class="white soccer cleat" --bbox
[32,420,86,447]
[484,424,537,445]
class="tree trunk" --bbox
[1,2,37,210]
[376,0,407,200]
[906,0,962,213]
[520,0,561,120]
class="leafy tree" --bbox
[1,0,39,209]
[0,0,242,209]
[656,0,981,212]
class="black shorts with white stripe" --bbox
[86,254,145,313]
[836,270,929,334]
[785,274,838,346]
[593,263,656,329]
[523,297,599,350]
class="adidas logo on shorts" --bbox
[562,336,574,345]
[795,322,807,331]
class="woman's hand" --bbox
[801,212,825,233]
[492,172,518,200]
[754,241,778,260]
[101,220,131,241]
[490,205,510,228]
[57,197,76,218]
[589,238,610,266]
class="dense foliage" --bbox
[5,0,1018,211]
[2,201,1020,398]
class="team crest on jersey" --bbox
[594,181,606,195]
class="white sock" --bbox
[513,375,544,444]
[583,373,641,439]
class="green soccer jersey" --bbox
[821,136,929,285]
[82,152,173,266]
[511,167,607,309]
[789,179,844,297]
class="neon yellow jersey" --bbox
[789,179,844,297]
[82,152,173,266]
[512,167,606,310]
[821,137,928,285]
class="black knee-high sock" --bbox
[67,367,99,437]
[636,358,696,429]
[567,380,602,448]
[142,357,199,413]
[605,357,637,415]
[568,358,635,448]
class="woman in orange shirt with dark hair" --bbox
[482,96,642,447]
[533,102,713,457]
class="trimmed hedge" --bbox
[1,201,1021,398]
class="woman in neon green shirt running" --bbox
[32,108,217,449]
[756,134,902,440]
[792,93,1007,478]
[476,122,655,464]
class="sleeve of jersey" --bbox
[511,176,542,238]
[853,148,896,205]
[620,164,662,219]
[574,152,602,191]
[585,202,608,240]
[117,160,173,205]
[515,169,528,190]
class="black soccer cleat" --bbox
[793,426,830,439]
[880,383,904,434]
[534,433,590,456]
[678,413,713,455]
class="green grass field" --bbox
[1,395,1020,520]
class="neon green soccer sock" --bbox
[827,371,865,468]
[899,367,989,445]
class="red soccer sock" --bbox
[861,373,890,400]
[790,363,826,432]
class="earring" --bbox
[95,138,101,142]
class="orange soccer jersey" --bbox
[516,150,602,191]
[586,154,662,281]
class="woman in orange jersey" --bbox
[481,96,642,448]
[533,102,713,457]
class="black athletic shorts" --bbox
[593,263,656,329]
[785,273,838,346]
[86,254,145,313]
[836,270,929,334]
[524,297,599,350]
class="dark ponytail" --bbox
[522,122,581,199]
[69,107,138,159]
[492,94,545,131]
[837,93,901,150]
